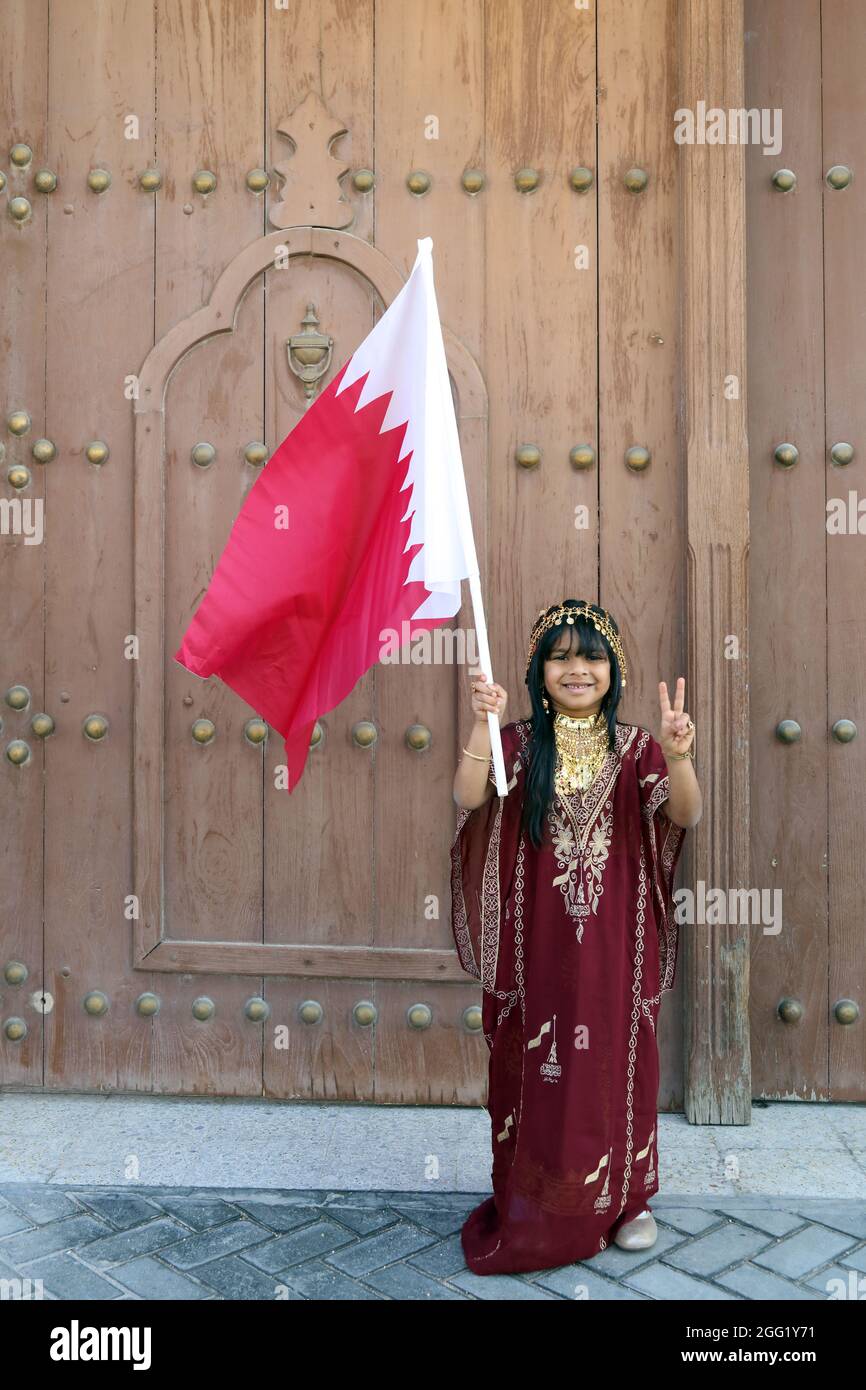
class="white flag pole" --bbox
[414,236,509,796]
[466,571,509,797]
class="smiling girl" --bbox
[449,598,701,1275]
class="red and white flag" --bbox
[174,237,506,793]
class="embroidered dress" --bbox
[449,717,686,1275]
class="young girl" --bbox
[450,599,701,1276]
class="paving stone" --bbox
[242,1218,359,1273]
[0,1206,32,1238]
[804,1263,866,1298]
[154,1219,274,1270]
[390,1203,477,1237]
[777,1202,866,1240]
[278,1259,388,1299]
[533,1264,650,1299]
[582,1222,689,1278]
[407,1232,468,1278]
[838,1245,866,1274]
[324,1220,439,1276]
[712,1206,807,1237]
[663,1221,773,1275]
[0,1186,84,1225]
[103,1255,215,1301]
[714,1262,825,1300]
[0,1213,112,1266]
[15,1251,127,1300]
[230,1199,339,1233]
[448,1269,559,1299]
[70,1192,163,1230]
[318,1205,399,1236]
[361,1261,471,1299]
[73,1217,193,1269]
[751,1224,858,1278]
[373,1189,474,1208]
[651,1207,725,1236]
[147,1195,244,1230]
[621,1262,740,1299]
[190,1253,306,1300]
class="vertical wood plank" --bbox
[745,0,827,1099]
[822,0,866,1099]
[43,0,155,1092]
[157,0,265,1095]
[0,0,48,1085]
[373,0,488,1101]
[680,0,751,1121]
[598,0,684,1108]
[261,0,380,1101]
[484,0,598,711]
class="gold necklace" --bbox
[552,709,610,796]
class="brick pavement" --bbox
[2,1186,866,1300]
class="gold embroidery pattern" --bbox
[450,804,480,978]
[657,818,684,991]
[480,797,506,992]
[645,1130,657,1189]
[492,722,531,1034]
[587,1147,613,1213]
[496,830,526,1032]
[642,773,671,821]
[634,725,686,995]
[450,727,531,1045]
[543,724,638,940]
[642,769,673,992]
[616,850,647,1219]
[528,1015,561,1084]
[496,1112,515,1143]
[635,1125,656,1189]
[548,804,613,939]
[641,992,661,1034]
[512,1150,614,1217]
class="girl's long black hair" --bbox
[520,600,625,850]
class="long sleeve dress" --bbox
[449,716,687,1275]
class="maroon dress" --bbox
[449,716,686,1275]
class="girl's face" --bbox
[542,627,611,717]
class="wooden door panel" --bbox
[152,0,266,1096]
[42,0,155,1092]
[262,257,378,957]
[599,0,684,1108]
[0,2,49,1089]
[371,0,485,1103]
[747,0,825,1100]
[823,0,866,1100]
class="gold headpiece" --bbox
[524,601,628,687]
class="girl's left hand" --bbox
[658,678,695,759]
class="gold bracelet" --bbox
[462,746,489,762]
[667,748,695,760]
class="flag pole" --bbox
[416,234,509,795]
[466,570,509,796]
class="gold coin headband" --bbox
[524,602,628,688]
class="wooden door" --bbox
[2,0,690,1107]
[746,0,866,1100]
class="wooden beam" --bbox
[679,0,752,1122]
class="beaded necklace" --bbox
[552,709,610,796]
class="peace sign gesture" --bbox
[658,677,695,759]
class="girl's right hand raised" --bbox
[470,672,508,725]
